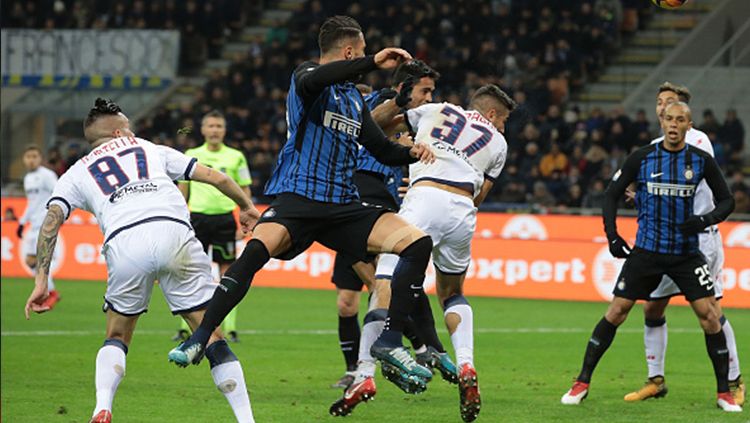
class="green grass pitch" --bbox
[1,278,747,422]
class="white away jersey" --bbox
[651,127,714,215]
[405,102,507,196]
[48,137,198,243]
[22,166,58,228]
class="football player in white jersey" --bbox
[18,145,60,308]
[623,82,744,405]
[23,99,261,423]
[335,85,515,422]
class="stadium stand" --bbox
[1,0,746,211]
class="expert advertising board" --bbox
[2,198,748,308]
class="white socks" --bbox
[445,304,474,367]
[723,318,742,381]
[644,320,667,378]
[358,320,385,365]
[644,316,742,381]
[211,361,255,423]
[47,275,55,292]
[93,345,126,416]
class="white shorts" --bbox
[102,220,216,315]
[375,186,477,278]
[649,228,725,300]
[22,225,41,256]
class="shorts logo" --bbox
[592,245,626,301]
[617,280,626,291]
[263,208,276,218]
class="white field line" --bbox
[0,327,704,337]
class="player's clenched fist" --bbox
[374,48,412,70]
[409,143,435,164]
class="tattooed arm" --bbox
[24,204,65,319]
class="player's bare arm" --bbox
[474,179,495,207]
[178,181,190,202]
[191,164,260,232]
[24,204,65,318]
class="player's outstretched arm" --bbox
[25,204,64,319]
[371,75,417,130]
[296,56,379,100]
[191,164,260,233]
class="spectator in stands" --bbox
[582,179,607,209]
[529,181,556,208]
[539,143,569,178]
[720,109,745,168]
[699,109,721,136]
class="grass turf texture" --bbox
[2,278,747,422]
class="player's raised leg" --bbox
[91,310,138,423]
[169,221,289,364]
[366,213,433,381]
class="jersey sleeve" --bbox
[47,170,86,220]
[603,147,648,236]
[235,152,252,186]
[157,145,198,181]
[404,103,442,133]
[485,135,508,182]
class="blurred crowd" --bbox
[7,0,748,212]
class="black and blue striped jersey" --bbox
[265,57,417,204]
[603,142,734,255]
[358,88,404,201]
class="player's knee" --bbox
[102,338,129,355]
[205,339,238,369]
[643,299,668,320]
[363,308,387,324]
[337,296,359,316]
[400,235,432,263]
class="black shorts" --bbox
[257,193,393,262]
[191,212,237,264]
[331,172,398,291]
[613,247,715,302]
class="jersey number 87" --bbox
[87,147,149,194]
